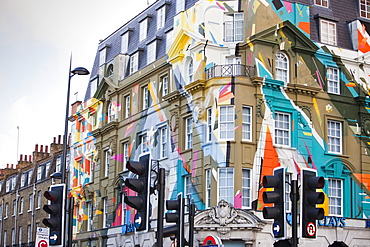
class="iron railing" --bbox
[206,64,255,80]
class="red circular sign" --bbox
[306,222,316,237]
[38,240,48,247]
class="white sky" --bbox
[0,0,153,168]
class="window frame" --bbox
[36,191,41,210]
[176,0,185,13]
[162,75,169,97]
[142,86,149,110]
[219,105,235,141]
[274,111,291,147]
[140,133,148,154]
[218,168,234,204]
[147,41,156,64]
[242,168,252,208]
[123,142,129,168]
[139,19,148,42]
[327,67,340,94]
[125,95,131,118]
[360,0,370,18]
[185,117,193,150]
[242,106,252,142]
[327,120,342,154]
[224,13,243,42]
[315,0,328,7]
[103,197,108,228]
[206,108,212,142]
[205,169,211,208]
[328,178,343,216]
[130,52,139,74]
[121,32,129,54]
[159,126,168,159]
[104,149,110,177]
[320,19,337,46]
[157,5,166,30]
[275,52,289,85]
[188,58,194,84]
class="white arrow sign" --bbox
[50,234,58,241]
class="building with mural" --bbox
[0,136,66,247]
[70,0,370,246]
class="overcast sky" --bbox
[0,0,153,168]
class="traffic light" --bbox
[262,167,286,239]
[301,169,325,238]
[124,153,151,231]
[42,184,65,245]
[164,193,185,247]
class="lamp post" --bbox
[61,58,89,247]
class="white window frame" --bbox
[103,197,108,228]
[105,149,110,177]
[28,194,33,212]
[21,174,25,188]
[218,168,234,204]
[121,32,129,54]
[320,19,337,46]
[285,173,292,212]
[176,0,185,13]
[147,41,156,64]
[157,6,166,30]
[159,126,168,159]
[185,117,193,149]
[130,52,139,74]
[123,142,129,168]
[99,48,107,66]
[3,230,6,247]
[224,13,243,42]
[242,168,251,208]
[205,169,211,208]
[143,86,149,109]
[328,178,343,216]
[166,30,173,52]
[19,198,23,214]
[139,19,148,42]
[315,0,328,7]
[4,203,8,219]
[188,58,194,84]
[327,67,340,94]
[37,191,41,209]
[219,105,235,140]
[27,225,31,244]
[11,228,15,246]
[206,108,212,142]
[87,201,93,231]
[184,175,192,202]
[125,95,131,118]
[327,120,342,154]
[242,106,252,141]
[274,112,291,146]
[360,0,370,18]
[162,75,168,96]
[12,200,16,217]
[275,52,289,85]
[37,166,43,181]
[56,157,61,173]
[140,133,148,154]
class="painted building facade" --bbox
[71,0,370,246]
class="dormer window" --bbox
[121,32,129,54]
[315,0,328,7]
[140,19,148,42]
[99,46,108,66]
[224,13,243,42]
[107,64,114,79]
[157,5,166,30]
[360,0,370,18]
[320,19,337,45]
[275,52,289,85]
[188,58,194,84]
[130,52,139,74]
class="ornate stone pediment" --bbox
[194,200,265,240]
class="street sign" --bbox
[306,222,316,237]
[35,227,49,247]
[49,231,58,245]
[273,221,281,237]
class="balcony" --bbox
[206,64,255,80]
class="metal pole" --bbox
[188,204,195,247]
[291,180,298,247]
[62,55,73,247]
[156,168,165,247]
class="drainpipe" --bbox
[31,184,36,243]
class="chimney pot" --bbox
[11,164,13,169]
[6,164,9,169]
[35,144,38,152]
[29,155,32,162]
[45,146,49,153]
[20,154,23,161]
[54,137,56,143]
[58,135,61,144]
[40,145,43,152]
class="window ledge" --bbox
[325,152,349,158]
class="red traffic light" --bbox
[44,191,60,202]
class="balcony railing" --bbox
[206,64,255,80]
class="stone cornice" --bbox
[285,84,321,96]
[184,80,206,94]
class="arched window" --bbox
[188,58,194,84]
[275,52,289,85]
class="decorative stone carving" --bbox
[170,111,179,132]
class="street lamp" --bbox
[61,60,89,247]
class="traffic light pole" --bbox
[291,180,298,247]
[156,168,165,247]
